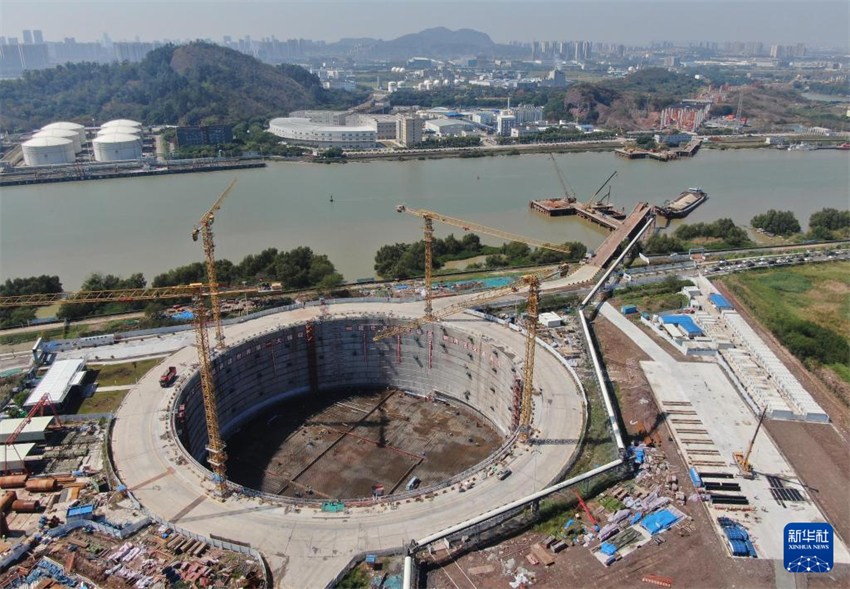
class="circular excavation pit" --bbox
[225,387,503,500]
[174,315,523,503]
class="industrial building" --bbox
[21,136,76,166]
[24,358,87,410]
[424,118,475,137]
[175,124,234,147]
[496,113,516,136]
[268,117,377,149]
[396,115,423,147]
[0,443,36,471]
[0,416,55,443]
[346,114,398,141]
[92,133,143,162]
[289,110,349,126]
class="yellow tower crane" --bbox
[394,205,572,319]
[192,178,238,349]
[0,283,263,497]
[374,265,565,441]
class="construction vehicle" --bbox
[584,170,619,215]
[0,282,265,497]
[548,153,576,201]
[375,265,566,441]
[394,205,572,319]
[192,178,238,349]
[733,408,767,479]
[159,366,178,388]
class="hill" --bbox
[562,68,707,130]
[325,27,495,59]
[0,42,366,132]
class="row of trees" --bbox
[750,210,801,236]
[373,233,586,280]
[751,208,850,240]
[1,246,342,327]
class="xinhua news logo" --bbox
[784,523,833,573]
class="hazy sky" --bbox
[2,1,848,47]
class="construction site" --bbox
[0,169,847,589]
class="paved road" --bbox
[110,299,585,588]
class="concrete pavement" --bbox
[110,299,585,588]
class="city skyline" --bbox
[1,1,848,48]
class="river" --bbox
[1,149,847,290]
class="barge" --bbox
[656,188,708,219]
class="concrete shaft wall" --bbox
[177,316,520,465]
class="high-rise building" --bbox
[496,113,516,136]
[22,30,33,45]
[513,104,545,125]
[396,115,423,147]
[33,30,44,44]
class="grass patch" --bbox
[92,358,162,387]
[720,261,850,389]
[610,277,691,314]
[77,390,128,414]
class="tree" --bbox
[531,241,587,264]
[0,275,62,328]
[809,208,850,238]
[485,254,509,268]
[461,233,481,252]
[57,272,147,320]
[645,234,685,254]
[503,241,531,261]
[751,210,801,236]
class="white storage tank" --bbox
[22,136,76,166]
[92,133,143,162]
[97,125,142,138]
[32,128,82,153]
[40,121,86,143]
[101,119,142,131]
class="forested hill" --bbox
[0,42,367,132]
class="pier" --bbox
[529,198,626,231]
[614,138,702,162]
[588,202,654,267]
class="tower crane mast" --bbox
[375,266,564,441]
[192,178,238,349]
[395,205,571,320]
[0,283,263,497]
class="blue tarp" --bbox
[600,542,617,555]
[661,314,703,336]
[689,467,703,488]
[172,310,194,320]
[629,512,643,524]
[709,293,734,310]
[641,509,680,535]
[635,448,645,464]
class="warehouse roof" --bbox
[0,443,36,465]
[25,358,86,407]
[709,293,734,310]
[0,416,54,438]
[661,314,703,336]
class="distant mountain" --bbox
[0,42,365,132]
[325,27,496,59]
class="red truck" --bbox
[159,366,177,388]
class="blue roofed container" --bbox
[708,293,734,311]
[661,314,703,337]
[66,504,94,522]
[689,467,703,488]
[728,539,750,556]
[621,304,638,315]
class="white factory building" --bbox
[268,117,377,149]
[424,118,475,137]
[0,416,55,443]
[0,443,37,472]
[24,358,87,410]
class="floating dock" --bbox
[529,198,627,232]
[615,138,702,162]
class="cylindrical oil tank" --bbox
[0,475,28,489]
[92,133,143,162]
[11,500,41,513]
[33,128,83,153]
[100,119,142,132]
[25,478,57,492]
[0,491,17,513]
[97,126,142,138]
[22,137,75,166]
[41,121,86,143]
